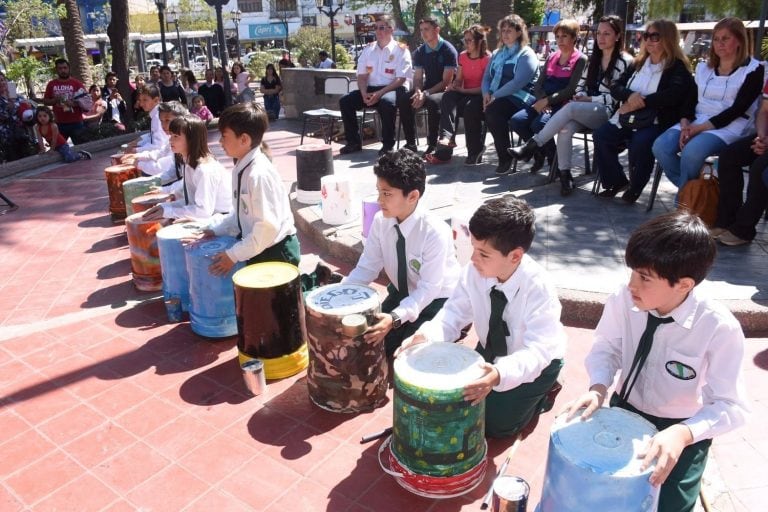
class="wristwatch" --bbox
[390,312,402,329]
[423,90,430,97]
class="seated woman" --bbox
[510,15,633,196]
[481,14,539,175]
[82,85,107,129]
[593,19,695,203]
[142,114,231,222]
[710,79,768,246]
[427,24,490,166]
[652,17,763,196]
[508,19,587,176]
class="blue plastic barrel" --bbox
[157,222,204,321]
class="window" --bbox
[271,0,298,18]
[239,1,263,13]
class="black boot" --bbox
[559,169,574,196]
[508,139,539,162]
[530,149,546,173]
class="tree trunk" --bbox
[58,0,91,86]
[481,1,514,50]
[390,0,429,49]
[108,0,134,128]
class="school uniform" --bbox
[136,104,168,153]
[586,285,749,512]
[343,206,461,355]
[159,158,232,220]
[206,146,299,265]
[418,254,566,437]
[136,145,174,176]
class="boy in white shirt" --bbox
[400,196,566,437]
[343,148,461,356]
[121,100,187,178]
[565,211,748,512]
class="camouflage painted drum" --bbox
[304,283,386,413]
[232,262,308,379]
[125,213,169,292]
[392,343,487,477]
[104,164,140,221]
[123,176,161,216]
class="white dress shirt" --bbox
[418,254,566,392]
[207,147,296,262]
[159,158,232,220]
[344,207,460,324]
[137,147,174,176]
[356,39,412,87]
[137,104,169,154]
[586,285,749,444]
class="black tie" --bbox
[477,286,509,363]
[395,224,408,297]
[618,313,675,404]
[234,158,254,240]
[182,163,189,205]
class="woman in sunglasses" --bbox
[652,17,763,198]
[481,14,540,175]
[592,20,695,202]
[510,15,633,196]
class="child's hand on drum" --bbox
[563,384,607,421]
[394,333,428,357]
[463,362,500,405]
[639,424,693,487]
[363,313,394,345]
[142,205,164,221]
[209,251,236,276]
[120,153,137,163]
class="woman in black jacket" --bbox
[592,19,695,201]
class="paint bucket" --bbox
[105,164,140,221]
[184,236,244,338]
[123,176,161,216]
[131,192,173,214]
[320,175,355,225]
[125,213,169,292]
[304,283,386,413]
[537,407,659,512]
[156,222,204,321]
[493,476,529,512]
[296,143,334,204]
[362,194,381,241]
[241,359,267,396]
[232,262,309,379]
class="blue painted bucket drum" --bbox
[123,176,161,216]
[156,222,205,322]
[184,236,244,338]
[232,262,308,380]
[304,283,385,413]
[537,407,659,512]
[386,342,488,497]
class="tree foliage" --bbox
[648,0,761,21]
[5,54,52,97]
[286,26,353,69]
[0,0,63,55]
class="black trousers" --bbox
[397,90,443,147]
[484,96,527,163]
[438,91,485,157]
[714,135,768,241]
[339,86,406,149]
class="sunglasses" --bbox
[375,25,390,31]
[642,31,661,42]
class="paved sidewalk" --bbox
[0,122,765,511]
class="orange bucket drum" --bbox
[104,164,140,221]
[131,192,173,214]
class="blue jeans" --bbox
[593,121,660,192]
[56,143,80,163]
[263,94,281,120]
[652,128,728,191]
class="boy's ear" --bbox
[675,276,696,295]
[406,189,420,204]
[240,132,254,147]
[506,247,524,265]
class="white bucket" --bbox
[321,175,355,225]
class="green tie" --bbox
[618,312,675,404]
[477,286,509,363]
[395,224,408,297]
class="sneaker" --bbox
[709,227,727,238]
[495,160,514,175]
[339,143,362,155]
[464,153,483,166]
[718,230,750,246]
[597,181,629,198]
[402,143,418,153]
[78,150,92,160]
[423,144,436,156]
[378,145,395,156]
[621,188,641,204]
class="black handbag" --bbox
[618,107,656,129]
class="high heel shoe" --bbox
[559,169,574,196]
[508,139,539,162]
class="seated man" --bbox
[338,14,412,156]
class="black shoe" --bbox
[464,153,483,166]
[314,262,344,286]
[495,160,514,175]
[339,143,362,155]
[402,143,418,153]
[530,150,546,174]
[378,145,395,156]
[559,169,574,196]
[78,150,92,160]
[508,139,538,162]
[621,188,642,204]
[423,144,436,156]
[597,181,629,198]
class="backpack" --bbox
[678,160,719,227]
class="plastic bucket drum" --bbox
[232,262,309,379]
[304,283,386,413]
[362,194,381,241]
[320,175,355,225]
[131,192,173,214]
[184,236,244,338]
[296,143,334,204]
[387,342,487,497]
[110,153,124,166]
[124,176,161,216]
[537,407,659,512]
[105,164,140,221]
[125,213,169,291]
[156,222,205,322]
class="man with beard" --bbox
[43,58,86,143]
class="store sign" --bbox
[248,23,288,39]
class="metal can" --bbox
[492,475,529,512]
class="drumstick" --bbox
[360,427,393,444]
[480,434,522,510]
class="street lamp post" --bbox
[231,9,242,62]
[203,0,233,106]
[154,0,169,66]
[166,8,186,68]
[316,0,345,64]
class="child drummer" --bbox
[399,196,566,437]
[120,100,187,180]
[342,148,461,357]
[565,211,748,512]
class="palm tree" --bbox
[108,0,134,128]
[481,1,513,49]
[58,0,91,86]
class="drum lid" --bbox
[185,236,237,256]
[124,176,159,186]
[233,262,299,288]
[157,222,205,240]
[305,283,379,316]
[132,193,172,205]
[395,342,485,391]
[105,164,136,173]
[551,407,658,476]
[125,212,169,226]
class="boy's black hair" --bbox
[469,196,535,255]
[625,211,716,285]
[218,102,269,148]
[138,83,161,100]
[373,148,426,197]
[158,100,188,116]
